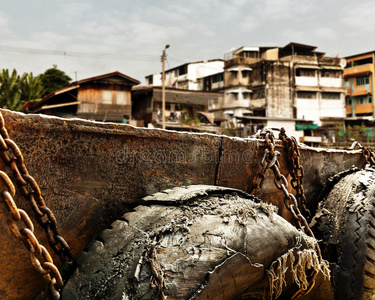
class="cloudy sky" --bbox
[0,0,374,84]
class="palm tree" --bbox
[0,69,43,111]
[0,69,26,111]
[21,72,43,103]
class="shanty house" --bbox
[29,71,140,122]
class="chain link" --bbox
[350,141,375,167]
[251,128,322,299]
[0,170,63,299]
[279,128,310,218]
[0,111,72,299]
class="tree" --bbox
[0,69,26,111]
[21,72,44,103]
[0,69,44,111]
[39,65,72,97]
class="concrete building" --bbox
[344,51,375,119]
[145,59,224,91]
[211,43,346,142]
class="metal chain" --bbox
[251,128,322,299]
[0,112,72,299]
[0,113,73,263]
[279,128,310,218]
[350,141,375,167]
[0,170,63,299]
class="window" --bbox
[354,96,372,105]
[356,76,370,86]
[178,65,187,75]
[297,92,316,99]
[212,74,223,83]
[296,68,315,77]
[346,98,352,106]
[322,93,340,100]
[351,57,373,67]
[239,51,258,58]
[102,90,112,104]
[344,80,350,88]
[253,89,265,99]
[321,70,340,78]
[356,97,364,105]
[117,91,128,105]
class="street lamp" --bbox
[162,44,170,129]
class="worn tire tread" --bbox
[62,185,318,300]
[313,169,375,299]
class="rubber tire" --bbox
[62,185,323,300]
[312,168,375,300]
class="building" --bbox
[132,86,221,132]
[211,43,346,141]
[29,71,140,122]
[344,51,375,120]
[197,72,224,92]
[145,59,224,91]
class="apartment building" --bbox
[145,59,224,91]
[211,43,346,140]
[344,51,375,119]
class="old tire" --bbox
[62,185,329,300]
[312,168,375,299]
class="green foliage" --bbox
[338,124,369,143]
[39,65,71,97]
[21,72,44,102]
[0,69,44,111]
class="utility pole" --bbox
[162,44,170,129]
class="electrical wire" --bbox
[0,45,161,62]
[0,45,223,73]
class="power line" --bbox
[0,45,161,62]
[0,45,221,72]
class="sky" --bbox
[0,0,374,85]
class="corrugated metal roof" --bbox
[73,71,140,85]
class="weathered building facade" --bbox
[29,71,140,122]
[211,43,346,140]
[145,60,224,91]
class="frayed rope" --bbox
[265,240,330,299]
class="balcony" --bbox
[320,77,342,88]
[224,57,259,68]
[251,99,266,109]
[347,84,371,96]
[344,64,373,77]
[295,77,318,86]
[354,103,373,115]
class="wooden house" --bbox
[29,71,140,122]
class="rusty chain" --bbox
[251,128,322,299]
[279,128,310,218]
[349,141,375,167]
[0,112,72,299]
